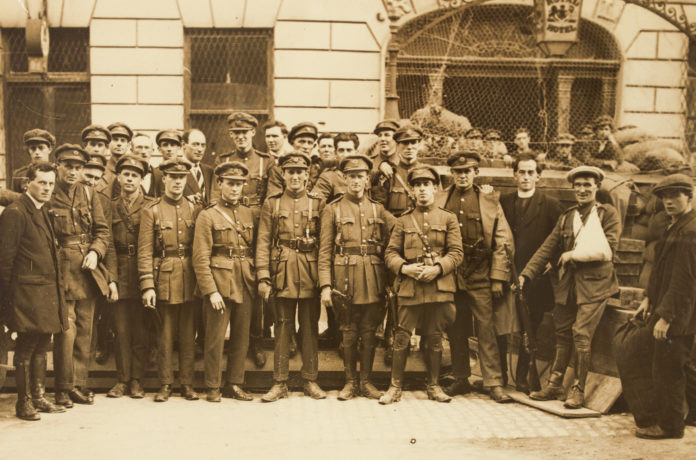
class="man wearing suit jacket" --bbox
[0,162,67,420]
[500,154,563,393]
[626,174,696,439]
[183,129,214,205]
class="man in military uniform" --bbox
[106,122,133,172]
[319,154,396,400]
[50,144,111,407]
[11,129,56,193]
[443,151,515,403]
[312,132,357,203]
[371,125,422,364]
[193,162,257,403]
[150,130,185,198]
[256,152,327,402]
[369,120,399,177]
[82,124,112,194]
[81,157,106,188]
[521,166,621,409]
[288,122,318,157]
[380,165,463,404]
[215,112,283,368]
[138,158,201,402]
[0,162,67,421]
[104,155,153,399]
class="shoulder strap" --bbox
[409,213,431,252]
[213,205,251,247]
[394,170,410,191]
[259,156,264,179]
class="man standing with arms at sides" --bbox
[371,125,422,365]
[443,151,514,403]
[193,162,257,403]
[264,120,290,161]
[139,158,200,402]
[380,165,463,404]
[319,154,395,400]
[0,162,67,420]
[131,132,156,196]
[104,155,153,399]
[500,153,563,393]
[256,152,327,402]
[521,166,620,409]
[50,144,111,407]
[625,174,696,439]
[183,129,213,205]
[11,129,56,193]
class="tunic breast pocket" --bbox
[77,205,93,231]
[184,219,195,242]
[367,217,384,240]
[404,228,420,251]
[212,222,232,244]
[49,209,71,235]
[301,210,319,235]
[275,210,290,237]
[158,220,174,247]
[466,216,481,240]
[429,224,448,249]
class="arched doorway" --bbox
[388,4,621,144]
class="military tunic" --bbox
[371,160,416,216]
[311,168,346,204]
[215,149,277,207]
[193,201,257,387]
[49,181,111,391]
[10,164,30,193]
[105,190,153,384]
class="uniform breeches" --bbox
[553,292,608,353]
[158,302,196,385]
[204,294,252,388]
[54,296,97,390]
[273,298,320,382]
[395,302,455,353]
[449,289,503,387]
[339,302,384,350]
[113,299,147,383]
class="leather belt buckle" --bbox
[177,247,186,258]
[128,244,137,257]
[360,245,368,257]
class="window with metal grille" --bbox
[2,28,90,182]
[184,28,273,164]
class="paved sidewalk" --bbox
[0,391,693,459]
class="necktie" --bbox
[195,166,205,195]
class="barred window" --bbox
[184,28,273,164]
[2,28,90,181]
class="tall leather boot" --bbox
[379,345,407,405]
[359,337,382,399]
[497,335,508,388]
[516,346,531,394]
[31,353,65,413]
[565,350,590,409]
[529,342,571,401]
[15,359,40,421]
[337,340,358,401]
[426,347,451,403]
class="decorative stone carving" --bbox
[383,0,412,21]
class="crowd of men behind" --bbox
[0,111,694,441]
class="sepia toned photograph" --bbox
[1,0,695,458]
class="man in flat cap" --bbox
[138,158,201,402]
[11,128,56,193]
[215,112,281,368]
[49,144,111,407]
[380,164,463,404]
[520,165,620,409]
[193,161,257,403]
[318,154,396,400]
[621,174,696,439]
[500,153,563,393]
[103,155,154,399]
[442,150,515,403]
[541,134,582,170]
[182,129,214,205]
[256,152,327,402]
[0,161,67,420]
[371,124,423,364]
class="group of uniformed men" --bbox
[2,110,686,440]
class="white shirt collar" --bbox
[517,189,535,199]
[26,192,45,209]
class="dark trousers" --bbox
[340,303,384,347]
[54,295,97,390]
[14,332,52,371]
[273,298,320,382]
[158,301,196,386]
[113,299,147,383]
[449,289,504,387]
[553,293,607,353]
[204,294,252,388]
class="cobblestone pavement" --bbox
[0,391,694,459]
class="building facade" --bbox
[0,0,692,185]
